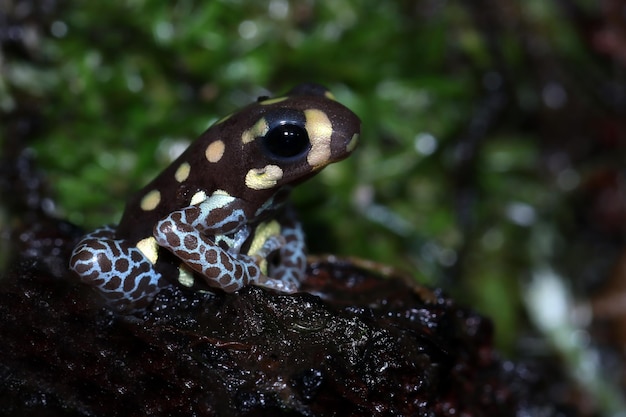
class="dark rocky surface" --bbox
[0,173,579,416]
[0,109,581,417]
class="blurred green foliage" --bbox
[2,0,615,355]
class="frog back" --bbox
[116,84,360,244]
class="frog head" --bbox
[198,83,361,208]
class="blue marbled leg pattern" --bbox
[69,226,167,313]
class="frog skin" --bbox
[69,83,360,314]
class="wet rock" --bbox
[0,230,578,416]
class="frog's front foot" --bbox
[69,227,167,313]
[254,274,299,293]
[154,217,299,293]
[153,215,261,292]
[248,234,300,293]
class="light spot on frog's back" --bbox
[140,189,161,211]
[175,162,191,182]
[205,140,225,163]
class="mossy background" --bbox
[3,1,626,411]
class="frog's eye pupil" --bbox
[263,123,310,159]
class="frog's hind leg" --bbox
[69,226,167,313]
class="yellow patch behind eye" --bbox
[259,97,288,105]
[175,162,191,182]
[205,140,225,163]
[242,118,269,144]
[136,237,159,264]
[245,165,283,190]
[140,189,161,211]
[304,109,333,168]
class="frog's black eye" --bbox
[263,123,310,159]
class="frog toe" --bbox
[255,276,299,293]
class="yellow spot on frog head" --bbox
[174,162,191,182]
[346,133,359,153]
[242,118,269,144]
[136,237,159,264]
[245,165,284,190]
[190,190,207,206]
[259,97,288,105]
[140,189,161,211]
[324,91,336,101]
[304,109,333,169]
[205,140,225,163]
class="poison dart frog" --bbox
[69,83,360,314]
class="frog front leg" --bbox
[69,226,169,313]
[269,208,307,287]
[153,196,298,293]
[250,208,307,289]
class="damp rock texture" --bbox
[0,231,576,416]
